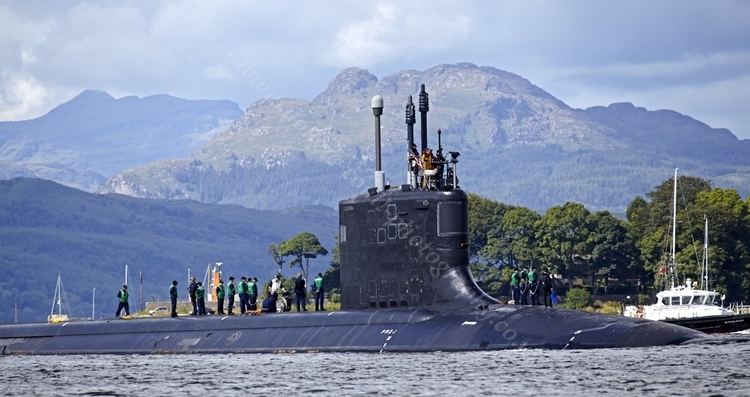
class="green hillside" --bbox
[0,178,336,323]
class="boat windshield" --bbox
[681,296,692,305]
[671,296,681,306]
[691,295,706,305]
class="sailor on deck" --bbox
[215,279,225,315]
[169,280,178,317]
[248,277,259,312]
[187,277,198,315]
[314,273,325,311]
[115,285,130,318]
[196,282,206,315]
[226,277,236,315]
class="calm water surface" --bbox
[3,335,749,396]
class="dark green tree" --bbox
[481,207,541,269]
[277,232,328,281]
[626,175,712,286]
[586,211,638,293]
[469,262,506,295]
[685,188,750,301]
[468,193,511,260]
[268,244,285,274]
[536,202,592,278]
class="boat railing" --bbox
[729,302,750,315]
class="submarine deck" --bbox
[0,306,707,355]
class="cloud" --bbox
[330,1,471,67]
[0,73,49,120]
[0,0,748,138]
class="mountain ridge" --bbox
[0,177,336,323]
[0,90,243,190]
[105,63,750,212]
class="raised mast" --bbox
[670,168,678,289]
[50,274,63,318]
[703,215,709,291]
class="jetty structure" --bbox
[0,86,706,354]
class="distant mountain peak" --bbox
[315,67,378,101]
[103,63,750,213]
[73,89,115,102]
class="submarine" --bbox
[0,85,706,355]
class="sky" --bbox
[1,0,749,138]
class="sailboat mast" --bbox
[57,274,62,316]
[670,168,678,289]
[50,275,58,317]
[703,215,709,291]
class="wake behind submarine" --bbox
[0,86,705,355]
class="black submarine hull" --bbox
[0,306,705,355]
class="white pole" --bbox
[704,216,709,291]
[57,275,62,316]
[205,264,212,302]
[139,272,144,312]
[671,168,678,289]
[14,295,18,323]
[92,287,96,320]
[124,264,129,286]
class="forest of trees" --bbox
[468,175,750,302]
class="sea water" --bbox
[2,334,749,396]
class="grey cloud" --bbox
[0,0,748,138]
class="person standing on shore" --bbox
[169,280,178,317]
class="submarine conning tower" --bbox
[339,86,498,311]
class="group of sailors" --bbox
[169,273,326,318]
[509,266,555,307]
[115,272,327,318]
[409,142,444,190]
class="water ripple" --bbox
[2,336,749,396]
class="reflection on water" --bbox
[3,334,749,396]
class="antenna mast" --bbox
[670,168,678,289]
[372,95,385,192]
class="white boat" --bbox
[623,169,750,333]
[623,278,733,321]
